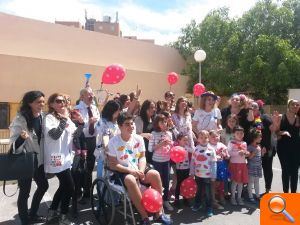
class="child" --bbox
[228,126,249,206]
[247,128,266,202]
[190,130,217,217]
[209,130,230,208]
[220,114,238,146]
[174,133,193,207]
[148,114,174,211]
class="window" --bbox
[0,103,10,129]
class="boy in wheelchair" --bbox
[107,114,173,225]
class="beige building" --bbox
[0,12,188,130]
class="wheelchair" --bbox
[91,161,141,225]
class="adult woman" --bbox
[172,97,194,151]
[251,101,277,193]
[44,93,83,225]
[9,91,49,225]
[221,94,254,143]
[192,91,222,133]
[95,100,121,177]
[276,99,300,193]
[134,100,156,163]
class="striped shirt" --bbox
[148,131,173,162]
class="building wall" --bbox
[0,12,189,127]
[93,21,120,36]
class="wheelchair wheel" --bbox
[91,178,115,225]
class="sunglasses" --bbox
[55,99,66,104]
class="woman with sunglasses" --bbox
[276,99,300,193]
[43,93,84,225]
[9,91,49,225]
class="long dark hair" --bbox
[19,90,45,131]
[102,100,121,122]
[140,100,155,124]
[119,94,129,109]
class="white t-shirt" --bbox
[107,134,145,170]
[193,108,222,131]
[44,114,77,174]
[190,144,217,178]
[94,119,120,160]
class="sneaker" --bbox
[59,214,75,225]
[46,209,59,223]
[163,201,174,211]
[140,218,151,225]
[207,208,213,217]
[237,198,244,206]
[230,198,237,206]
[28,215,46,224]
[154,214,173,225]
[191,203,203,212]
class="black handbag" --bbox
[0,149,35,197]
[0,151,35,181]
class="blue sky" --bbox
[0,0,259,45]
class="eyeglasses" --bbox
[55,99,66,104]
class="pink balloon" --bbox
[102,64,126,85]
[170,146,186,163]
[167,72,179,85]
[193,83,206,96]
[180,177,197,199]
[141,188,163,213]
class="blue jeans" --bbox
[97,159,104,178]
[152,161,170,201]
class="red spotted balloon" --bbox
[102,64,126,84]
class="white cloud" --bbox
[0,0,259,45]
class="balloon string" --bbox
[100,82,103,90]
[169,84,171,91]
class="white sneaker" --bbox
[59,214,75,225]
[163,201,174,211]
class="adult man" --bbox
[74,88,100,200]
[107,114,173,225]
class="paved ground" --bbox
[0,155,299,225]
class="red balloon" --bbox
[193,83,206,96]
[180,177,197,199]
[141,188,163,213]
[170,146,186,163]
[167,72,179,85]
[102,64,126,85]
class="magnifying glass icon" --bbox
[268,195,295,223]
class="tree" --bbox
[172,0,300,104]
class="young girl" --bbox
[174,133,193,207]
[190,130,217,217]
[209,130,230,208]
[228,126,249,206]
[220,114,238,146]
[148,114,174,211]
[247,129,266,202]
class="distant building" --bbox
[123,36,155,44]
[85,11,121,37]
[55,21,83,29]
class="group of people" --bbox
[9,87,300,225]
